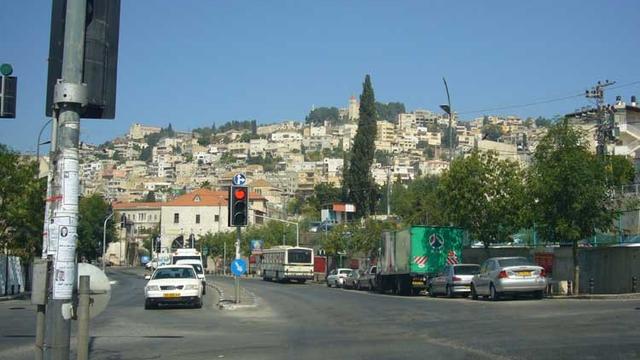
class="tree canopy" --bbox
[305,107,341,126]
[77,194,115,261]
[0,144,44,259]
[375,102,405,123]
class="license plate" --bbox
[412,281,424,285]
[163,293,180,298]
[516,271,532,277]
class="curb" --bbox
[549,293,640,300]
[207,281,257,310]
[0,292,30,302]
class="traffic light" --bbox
[228,186,249,227]
[0,63,17,118]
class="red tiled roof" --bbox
[164,188,266,207]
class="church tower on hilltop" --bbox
[348,95,360,122]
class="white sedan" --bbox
[144,265,203,309]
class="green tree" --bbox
[0,145,45,259]
[440,150,526,247]
[391,176,445,226]
[481,124,503,141]
[144,191,156,202]
[344,75,378,218]
[375,101,405,123]
[528,122,615,294]
[306,183,342,214]
[305,107,341,126]
[77,194,115,261]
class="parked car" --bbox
[428,264,480,297]
[356,266,377,291]
[326,268,353,288]
[343,269,364,289]
[470,257,547,301]
[144,265,203,309]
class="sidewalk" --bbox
[0,292,30,302]
[549,292,640,300]
[206,275,257,309]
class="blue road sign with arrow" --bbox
[230,258,247,276]
[232,173,247,186]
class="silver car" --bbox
[326,268,353,288]
[471,257,547,301]
[428,264,480,297]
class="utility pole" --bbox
[45,0,87,358]
[585,80,616,157]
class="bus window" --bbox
[288,249,312,263]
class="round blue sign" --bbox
[230,258,247,276]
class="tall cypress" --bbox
[344,75,377,218]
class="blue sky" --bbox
[1,0,639,153]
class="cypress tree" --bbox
[344,75,378,218]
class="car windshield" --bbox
[153,268,196,279]
[498,258,533,268]
[454,265,480,275]
[339,269,352,275]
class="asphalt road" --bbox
[1,268,639,360]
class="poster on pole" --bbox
[60,152,79,212]
[47,222,59,256]
[52,261,75,299]
[250,240,264,255]
[56,224,77,262]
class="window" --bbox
[196,214,200,224]
[214,215,219,222]
[173,213,179,224]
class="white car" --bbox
[144,265,203,309]
[326,268,353,288]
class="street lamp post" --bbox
[102,211,114,271]
[440,77,453,162]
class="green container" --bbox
[380,226,464,276]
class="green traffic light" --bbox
[0,63,13,76]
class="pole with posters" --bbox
[45,0,87,358]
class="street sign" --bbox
[232,173,247,186]
[250,240,264,255]
[230,258,247,276]
[202,246,209,256]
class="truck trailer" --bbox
[376,226,464,295]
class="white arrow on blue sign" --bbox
[232,173,247,186]
[230,258,247,276]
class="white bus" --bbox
[261,246,314,283]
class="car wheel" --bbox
[489,283,500,301]
[326,282,331,287]
[471,284,478,300]
[194,298,203,309]
[534,290,544,300]
[446,285,454,298]
[144,299,154,310]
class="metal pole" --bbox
[386,166,391,216]
[76,276,90,360]
[45,1,87,359]
[443,77,453,162]
[102,212,113,272]
[296,223,299,247]
[223,241,226,276]
[235,226,241,303]
[36,118,53,169]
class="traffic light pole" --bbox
[235,226,241,303]
[44,0,87,359]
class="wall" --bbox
[0,255,25,296]
[462,246,640,294]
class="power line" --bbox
[457,80,640,116]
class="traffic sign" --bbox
[230,259,247,276]
[232,173,247,186]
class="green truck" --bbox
[376,226,464,295]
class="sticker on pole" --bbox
[232,173,247,186]
[230,259,247,276]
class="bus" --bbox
[261,246,314,283]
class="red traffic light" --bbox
[234,188,246,200]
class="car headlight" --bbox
[146,285,160,291]
[184,284,200,290]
